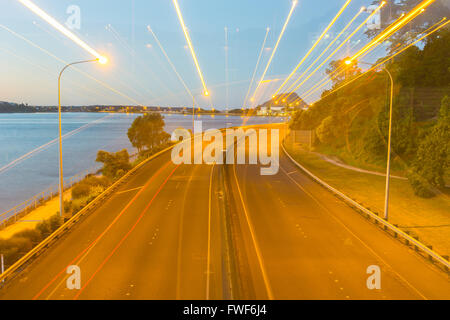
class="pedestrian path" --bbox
[0,191,71,239]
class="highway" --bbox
[0,124,449,300]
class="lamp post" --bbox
[57,58,101,218]
[346,59,394,220]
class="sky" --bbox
[0,0,396,109]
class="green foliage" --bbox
[409,96,450,195]
[71,183,91,199]
[315,116,336,145]
[407,171,434,198]
[290,27,450,199]
[127,113,170,152]
[71,175,111,200]
[96,149,131,180]
[0,214,64,269]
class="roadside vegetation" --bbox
[290,27,450,198]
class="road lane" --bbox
[229,127,450,299]
[1,124,449,300]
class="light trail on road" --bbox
[32,160,173,300]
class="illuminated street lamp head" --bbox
[18,0,108,63]
[99,56,108,64]
[204,91,209,96]
[345,59,352,65]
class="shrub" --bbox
[36,220,51,237]
[13,229,42,244]
[96,150,131,180]
[407,171,435,198]
[72,183,91,199]
[0,237,33,265]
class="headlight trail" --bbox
[172,0,209,95]
[250,0,298,101]
[282,1,386,101]
[242,27,270,109]
[0,24,146,107]
[147,25,195,103]
[347,0,436,64]
[276,5,364,103]
[308,18,450,103]
[273,0,353,98]
[17,0,107,63]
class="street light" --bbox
[57,58,106,218]
[346,59,394,220]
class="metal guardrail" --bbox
[0,144,175,284]
[281,142,450,273]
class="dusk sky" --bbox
[0,0,393,109]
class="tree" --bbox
[326,59,361,87]
[315,116,336,145]
[96,149,132,179]
[127,113,170,153]
[409,96,450,196]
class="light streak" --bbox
[0,24,145,106]
[311,18,450,102]
[273,0,353,97]
[277,5,364,102]
[250,0,298,100]
[17,0,107,63]
[283,1,386,100]
[347,0,436,63]
[146,25,194,102]
[172,0,209,95]
[304,16,447,102]
[242,27,270,109]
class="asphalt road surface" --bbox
[0,124,449,299]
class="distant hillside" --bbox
[257,92,308,111]
[0,101,35,113]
